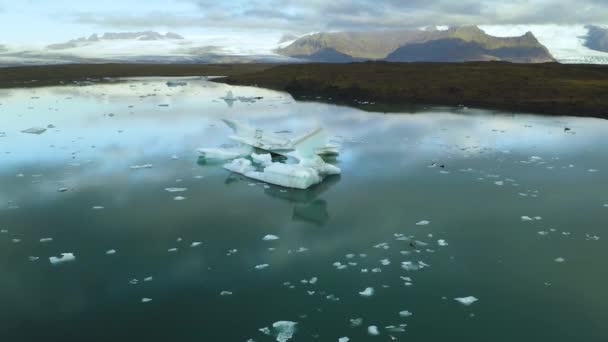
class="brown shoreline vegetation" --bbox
[1,62,607,118]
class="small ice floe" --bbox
[588,169,598,172]
[309,277,318,284]
[603,204,608,208]
[49,253,76,265]
[262,234,279,241]
[168,248,178,252]
[494,181,504,186]
[416,220,430,226]
[92,206,104,210]
[39,238,53,243]
[367,325,380,336]
[349,318,363,327]
[437,239,448,246]
[144,276,153,282]
[554,257,566,263]
[190,241,202,247]
[255,264,269,270]
[537,231,549,236]
[373,242,390,249]
[21,127,47,135]
[57,187,69,193]
[173,196,187,201]
[165,187,187,192]
[399,310,413,318]
[359,287,375,297]
[141,298,152,303]
[380,258,391,266]
[272,321,297,342]
[171,154,179,160]
[106,249,116,255]
[220,291,233,296]
[338,337,349,342]
[29,256,39,261]
[586,234,600,241]
[454,296,478,306]
[130,164,153,170]
[129,279,139,285]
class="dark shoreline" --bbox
[1,62,608,118]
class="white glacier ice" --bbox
[49,253,75,265]
[272,321,297,342]
[367,325,380,336]
[454,296,478,306]
[359,287,375,297]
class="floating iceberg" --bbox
[359,287,375,297]
[367,326,380,336]
[49,253,75,265]
[272,321,297,342]
[199,119,341,189]
[455,296,478,306]
[21,127,47,135]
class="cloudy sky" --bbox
[1,0,607,44]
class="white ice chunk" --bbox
[105,249,116,255]
[255,264,270,270]
[168,248,178,252]
[165,187,187,192]
[272,321,297,342]
[359,287,375,297]
[39,238,53,243]
[144,276,153,282]
[262,234,279,241]
[521,216,533,221]
[49,253,75,265]
[130,164,153,170]
[437,239,448,246]
[190,242,202,247]
[416,220,430,226]
[224,158,256,174]
[338,337,349,342]
[92,206,105,210]
[141,298,152,303]
[399,310,413,317]
[455,296,478,306]
[367,325,380,336]
[21,127,47,134]
[554,257,566,263]
[252,153,273,166]
[197,145,253,161]
[350,318,363,327]
[173,196,187,201]
[220,291,233,296]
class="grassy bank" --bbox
[216,61,608,118]
[1,62,607,118]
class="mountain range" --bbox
[1,25,608,67]
[277,26,555,63]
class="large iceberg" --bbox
[199,119,341,189]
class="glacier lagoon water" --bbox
[1,78,607,341]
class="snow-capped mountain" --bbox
[480,25,608,64]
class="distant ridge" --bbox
[277,26,555,63]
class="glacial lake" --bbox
[1,78,607,341]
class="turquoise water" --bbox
[1,78,607,341]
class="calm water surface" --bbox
[0,78,607,341]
